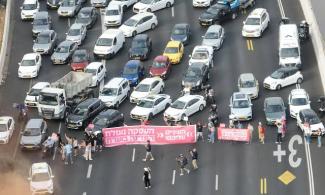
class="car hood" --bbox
[290,104,311,114]
[0,131,9,139]
[131,91,149,99]
[264,76,278,84]
[33,43,51,50]
[120,25,134,32]
[47,0,60,5]
[131,106,152,116]
[231,107,251,117]
[183,77,200,85]
[33,25,49,32]
[130,47,147,55]
[150,67,167,75]
[165,107,183,117]
[202,38,220,47]
[25,94,38,102]
[67,114,84,123]
[21,135,41,145]
[134,2,150,10]
[19,66,37,73]
[199,12,218,20]
[189,58,209,65]
[265,111,284,120]
[98,95,117,103]
[21,10,37,15]
[66,35,82,41]
[239,87,258,96]
[51,52,69,60]
[243,25,261,32]
[31,180,53,191]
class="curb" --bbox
[0,0,11,84]
[299,0,325,93]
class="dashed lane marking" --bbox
[87,164,93,179]
[171,7,174,17]
[82,192,86,195]
[132,147,135,162]
[172,170,176,185]
[215,174,218,191]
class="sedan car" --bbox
[237,73,259,99]
[28,163,54,195]
[66,23,87,45]
[47,0,62,9]
[110,0,138,10]
[121,60,145,86]
[32,11,52,36]
[20,119,47,150]
[149,55,171,79]
[130,77,165,103]
[199,3,235,26]
[104,4,123,27]
[130,94,172,120]
[91,109,124,134]
[119,12,158,37]
[297,109,325,136]
[21,0,39,20]
[263,67,303,90]
[0,116,15,144]
[202,24,225,50]
[182,62,209,91]
[133,0,174,13]
[91,0,109,8]
[189,45,214,67]
[129,34,152,60]
[164,95,206,122]
[18,53,42,78]
[33,30,58,55]
[264,97,286,125]
[170,23,191,45]
[229,92,253,121]
[242,8,270,38]
[75,7,98,29]
[51,40,78,64]
[70,49,90,71]
[288,88,311,118]
[163,41,184,64]
[25,82,50,107]
[58,0,82,17]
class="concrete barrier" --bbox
[299,0,325,93]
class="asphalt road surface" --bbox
[310,0,325,41]
[0,0,324,195]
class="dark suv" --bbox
[65,98,106,130]
[129,34,152,61]
[91,109,124,133]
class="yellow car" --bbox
[163,41,184,64]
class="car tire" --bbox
[276,84,281,90]
[181,114,186,121]
[151,23,156,30]
[115,101,120,109]
[147,8,152,12]
[132,31,137,37]
[297,78,303,84]
[199,104,204,111]
[166,2,172,7]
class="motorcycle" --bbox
[208,104,219,126]
[298,20,310,41]
[317,96,325,117]
[203,84,216,105]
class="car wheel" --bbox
[199,104,204,111]
[148,113,153,120]
[297,78,303,84]
[276,84,281,90]
[232,13,237,20]
[181,114,186,121]
[166,2,172,7]
[151,23,156,30]
[132,31,137,37]
[115,101,120,109]
[147,8,152,12]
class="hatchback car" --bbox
[66,98,106,130]
[70,49,90,71]
[199,3,235,26]
[0,116,15,144]
[91,109,124,133]
[58,0,82,17]
[51,40,78,64]
[163,41,184,64]
[202,24,225,50]
[288,88,311,118]
[129,34,152,60]
[25,82,50,107]
[182,62,209,91]
[149,55,171,79]
[263,67,303,90]
[75,7,98,29]
[18,53,42,78]
[121,60,145,86]
[297,109,325,136]
[133,0,174,13]
[242,8,270,37]
[170,23,191,45]
[85,62,107,87]
[66,23,87,45]
[33,30,58,55]
[28,163,54,195]
[237,73,259,99]
[130,77,165,103]
[21,0,39,20]
[229,92,253,121]
[99,77,130,108]
[32,11,52,36]
[264,97,286,125]
[20,118,47,150]
[104,4,123,27]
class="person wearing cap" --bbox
[258,122,265,144]
[142,140,154,161]
[143,167,152,189]
[176,154,190,176]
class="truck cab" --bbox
[38,88,67,119]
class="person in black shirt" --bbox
[143,167,152,189]
[142,140,154,161]
[190,148,198,169]
[196,122,204,141]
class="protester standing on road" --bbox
[281,115,287,138]
[258,122,265,144]
[317,128,322,147]
[143,167,152,189]
[64,142,73,165]
[247,123,254,143]
[143,140,154,161]
[84,141,93,160]
[276,121,283,144]
[96,132,103,152]
[304,122,311,144]
[207,122,215,143]
[196,121,204,141]
[189,148,198,170]
[72,137,78,156]
[176,154,190,176]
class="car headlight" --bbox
[182,37,187,42]
[196,80,201,86]
[22,12,25,16]
[207,19,213,22]
[77,121,83,125]
[161,71,167,75]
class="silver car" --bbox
[20,119,47,150]
[229,92,253,121]
[66,23,87,45]
[237,73,259,99]
[32,11,52,37]
[202,24,225,50]
[51,40,78,64]
[91,0,109,8]
[33,30,58,54]
[58,0,82,17]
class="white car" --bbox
[297,109,325,136]
[164,95,206,122]
[21,0,39,20]
[28,162,54,195]
[133,0,174,13]
[104,4,123,27]
[193,0,214,7]
[18,53,42,78]
[85,62,107,87]
[25,82,50,107]
[238,73,259,99]
[242,8,270,37]
[263,67,303,90]
[119,12,158,37]
[99,77,130,108]
[189,45,214,67]
[288,87,311,118]
[130,94,172,120]
[110,0,138,11]
[93,29,125,59]
[130,77,165,103]
[66,23,87,45]
[0,116,15,144]
[229,92,253,121]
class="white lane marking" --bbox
[277,0,285,18]
[172,170,176,185]
[82,192,87,195]
[215,174,219,191]
[304,137,315,195]
[86,164,93,179]
[68,18,71,27]
[58,122,62,133]
[132,147,135,162]
[273,144,286,163]
[288,135,303,168]
[171,7,174,17]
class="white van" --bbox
[279,23,301,69]
[21,0,39,20]
[93,29,125,59]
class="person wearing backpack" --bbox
[176,154,190,176]
[143,167,152,189]
[189,148,198,169]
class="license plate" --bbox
[25,146,33,149]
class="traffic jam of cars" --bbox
[0,0,322,193]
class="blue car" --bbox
[121,60,145,86]
[170,23,191,45]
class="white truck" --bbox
[37,72,94,119]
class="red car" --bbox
[70,49,90,71]
[149,55,171,79]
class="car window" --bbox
[261,13,267,21]
[113,38,117,45]
[7,119,12,128]
[118,87,122,95]
[122,81,128,89]
[299,112,303,121]
[143,16,152,23]
[151,81,158,89]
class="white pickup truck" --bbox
[189,45,214,68]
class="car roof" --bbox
[239,73,255,82]
[300,109,317,117]
[70,23,84,29]
[32,82,50,89]
[59,40,74,47]
[98,109,120,117]
[105,77,127,88]
[26,118,43,129]
[78,98,99,107]
[232,92,249,100]
[189,62,205,69]
[24,0,37,4]
[207,24,222,32]
[86,62,103,69]
[248,8,267,18]
[133,34,148,41]
[107,3,120,10]
[154,55,168,62]
[177,95,203,102]
[193,45,212,53]
[101,29,123,38]
[265,97,284,105]
[139,77,161,85]
[125,60,141,67]
[166,41,181,47]
[131,12,155,20]
[143,94,169,101]
[35,11,49,18]
[0,116,13,125]
[23,53,39,60]
[31,162,50,174]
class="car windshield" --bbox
[101,88,117,96]
[206,7,219,15]
[124,19,137,27]
[56,46,69,53]
[172,27,186,35]
[135,84,150,92]
[39,93,58,106]
[0,124,7,132]
[270,70,284,79]
[93,116,108,126]
[84,68,96,75]
[164,47,178,53]
[141,0,154,4]
[23,4,37,10]
[292,98,308,106]
[192,52,208,59]
[73,53,87,62]
[28,88,42,96]
[245,18,260,25]
[72,107,88,116]
[23,128,40,136]
[62,0,75,6]
[137,100,154,108]
[123,66,137,75]
[152,61,166,68]
[106,9,119,15]
[233,100,249,108]
[76,12,90,23]
[204,32,219,39]
[32,173,50,182]
[34,19,48,25]
[240,80,255,88]
[132,40,146,48]
[185,68,200,78]
[306,115,321,125]
[170,100,186,109]
[266,104,283,113]
[96,38,113,46]
[68,29,80,36]
[280,48,299,58]
[21,60,36,66]
[36,35,50,44]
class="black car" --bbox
[199,3,236,26]
[66,98,106,130]
[91,109,124,133]
[182,62,210,91]
[75,7,98,29]
[129,34,152,61]
[170,23,191,45]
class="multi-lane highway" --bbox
[0,0,324,194]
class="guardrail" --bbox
[0,0,11,84]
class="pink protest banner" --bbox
[102,125,197,147]
[217,127,250,142]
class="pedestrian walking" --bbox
[207,122,215,143]
[281,115,287,138]
[247,123,254,143]
[84,142,93,160]
[96,132,103,152]
[196,121,204,141]
[142,140,154,161]
[258,122,265,144]
[143,167,152,189]
[317,128,322,147]
[276,121,283,144]
[176,154,190,176]
[64,142,73,165]
[90,133,96,152]
[189,148,198,170]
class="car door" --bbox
[286,70,295,86]
[117,87,123,102]
[7,119,14,137]
[186,99,198,116]
[143,16,153,31]
[97,65,103,82]
[81,25,86,41]
[35,55,41,70]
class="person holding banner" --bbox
[258,122,265,144]
[196,122,204,142]
[189,148,198,170]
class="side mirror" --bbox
[243,21,245,25]
[18,62,21,66]
[189,55,192,58]
[201,35,204,38]
[20,6,23,9]
[51,175,55,178]
[65,32,68,35]
[27,177,31,181]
